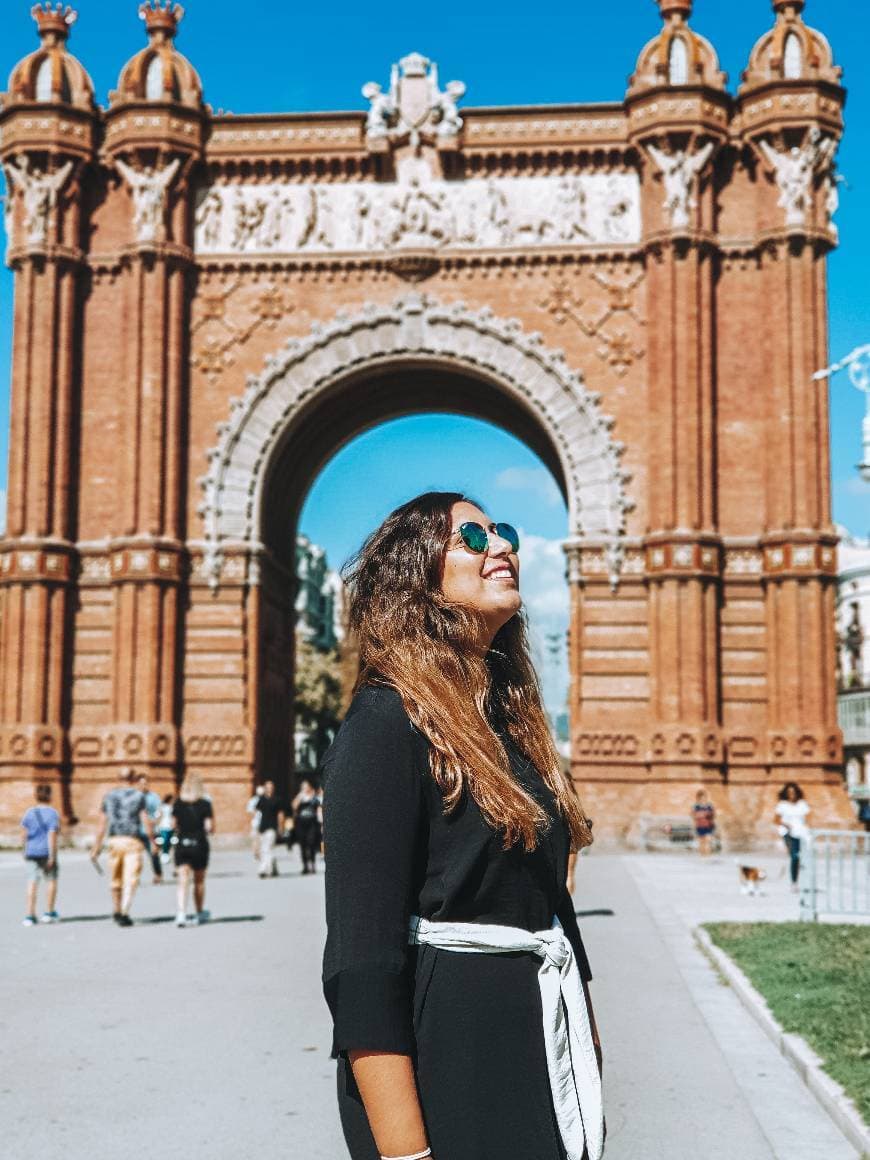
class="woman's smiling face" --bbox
[440,500,522,644]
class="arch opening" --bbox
[783,31,803,79]
[668,36,689,85]
[35,56,54,101]
[198,295,633,794]
[199,294,631,585]
[145,54,164,100]
[269,401,573,785]
[261,363,569,573]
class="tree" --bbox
[294,637,344,770]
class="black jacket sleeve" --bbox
[556,885,593,983]
[322,688,426,1056]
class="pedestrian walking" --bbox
[692,789,716,856]
[172,773,214,927]
[322,493,602,1160]
[157,793,175,864]
[137,773,164,884]
[292,778,323,874]
[247,783,265,863]
[20,784,61,926]
[774,781,810,892]
[255,780,284,878]
[90,768,154,926]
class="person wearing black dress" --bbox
[322,493,604,1160]
[292,778,323,874]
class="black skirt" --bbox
[337,945,567,1160]
[174,836,210,871]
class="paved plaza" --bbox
[2,844,861,1160]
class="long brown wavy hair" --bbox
[343,491,593,853]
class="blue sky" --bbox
[0,0,868,709]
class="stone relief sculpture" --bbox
[383,177,452,249]
[115,157,180,243]
[297,188,335,250]
[2,191,12,252]
[194,171,642,256]
[5,155,73,246]
[758,129,836,228]
[555,178,590,243]
[363,53,466,149]
[647,141,715,230]
[825,171,843,240]
[433,77,467,141]
[195,188,223,248]
[361,76,398,140]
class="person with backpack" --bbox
[20,784,61,926]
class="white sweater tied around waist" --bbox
[409,915,604,1160]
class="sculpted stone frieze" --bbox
[757,128,837,230]
[193,171,641,257]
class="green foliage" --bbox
[704,921,870,1124]
[294,637,343,728]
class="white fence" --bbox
[799,829,870,921]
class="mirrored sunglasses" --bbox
[453,521,520,555]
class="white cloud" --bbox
[494,466,561,508]
[0,489,5,535]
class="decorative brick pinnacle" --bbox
[31,2,77,40]
[656,0,692,20]
[139,1,184,40]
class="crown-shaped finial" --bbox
[657,0,693,19]
[139,1,184,40]
[31,2,77,40]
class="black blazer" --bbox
[321,684,593,1057]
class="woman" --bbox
[774,781,810,892]
[292,778,323,874]
[173,774,214,926]
[322,493,603,1160]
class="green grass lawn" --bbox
[704,922,870,1125]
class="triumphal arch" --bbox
[0,0,855,839]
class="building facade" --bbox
[837,532,870,815]
[295,535,342,654]
[0,0,856,841]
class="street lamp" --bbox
[813,344,870,482]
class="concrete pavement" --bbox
[0,844,860,1159]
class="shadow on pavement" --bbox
[575,908,615,918]
[59,914,115,923]
[135,914,265,925]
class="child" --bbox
[20,784,61,925]
[692,789,716,856]
[158,793,175,863]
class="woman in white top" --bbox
[774,782,810,892]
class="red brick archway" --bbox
[0,1,855,842]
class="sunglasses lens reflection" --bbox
[495,523,520,553]
[459,522,489,553]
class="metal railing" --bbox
[799,829,870,921]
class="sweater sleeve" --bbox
[322,688,425,1056]
[556,885,593,983]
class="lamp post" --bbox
[813,344,870,482]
